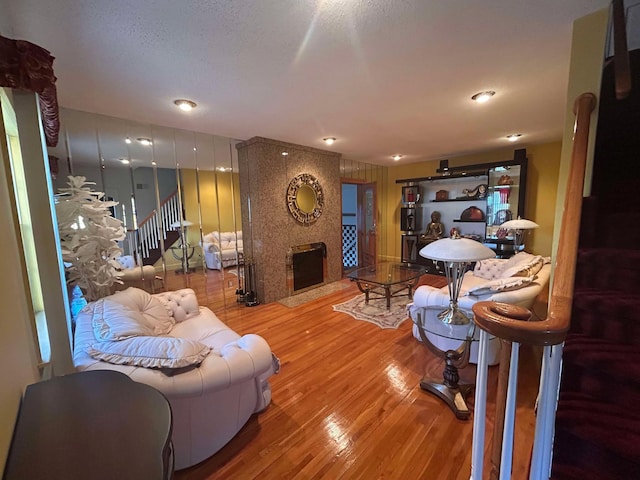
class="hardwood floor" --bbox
[166,269,540,479]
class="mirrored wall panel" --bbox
[48,108,243,313]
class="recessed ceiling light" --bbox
[506,133,522,142]
[137,137,152,146]
[151,161,157,166]
[281,151,289,156]
[323,137,336,145]
[120,159,130,165]
[471,91,496,103]
[392,154,403,161]
[174,99,197,112]
[125,137,132,144]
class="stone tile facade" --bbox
[237,137,342,304]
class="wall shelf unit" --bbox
[396,148,528,262]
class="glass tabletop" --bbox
[347,262,426,287]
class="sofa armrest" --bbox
[411,285,450,309]
[202,241,220,254]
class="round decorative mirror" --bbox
[286,173,324,224]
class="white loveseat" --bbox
[202,231,243,270]
[73,287,278,469]
[408,252,552,365]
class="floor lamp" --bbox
[500,217,539,254]
[169,220,195,274]
[416,234,495,419]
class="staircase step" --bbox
[552,393,640,480]
[571,291,640,344]
[560,334,640,410]
[575,248,640,293]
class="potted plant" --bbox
[55,176,126,302]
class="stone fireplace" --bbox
[237,137,342,304]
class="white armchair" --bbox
[408,253,552,365]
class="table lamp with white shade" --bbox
[416,234,495,419]
[500,217,539,254]
[419,234,495,325]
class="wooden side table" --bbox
[4,370,173,480]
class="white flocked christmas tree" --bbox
[55,176,126,302]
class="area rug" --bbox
[332,294,412,329]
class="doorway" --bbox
[341,181,377,272]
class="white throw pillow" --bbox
[500,254,544,278]
[86,336,211,369]
[466,275,537,296]
[109,288,175,335]
[92,298,155,342]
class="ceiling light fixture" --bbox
[137,137,152,146]
[506,134,522,142]
[392,154,403,161]
[323,137,336,146]
[281,151,289,156]
[174,99,197,112]
[125,137,132,144]
[471,91,496,103]
[120,159,130,165]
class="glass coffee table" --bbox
[347,262,426,310]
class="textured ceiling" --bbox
[4,0,611,166]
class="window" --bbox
[0,88,51,365]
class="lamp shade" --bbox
[419,237,495,262]
[500,218,538,230]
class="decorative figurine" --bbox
[421,211,444,242]
[460,184,488,199]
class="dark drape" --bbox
[0,34,59,147]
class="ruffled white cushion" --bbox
[92,299,155,341]
[86,336,211,369]
[500,253,544,278]
[108,287,175,334]
[466,275,537,296]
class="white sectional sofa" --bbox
[408,252,552,365]
[73,287,278,469]
[202,231,243,270]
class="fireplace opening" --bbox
[289,243,326,292]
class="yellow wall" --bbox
[384,141,562,259]
[180,169,242,245]
[553,8,608,258]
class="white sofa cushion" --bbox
[466,275,537,296]
[92,299,154,341]
[109,288,174,333]
[86,336,211,369]
[500,253,545,278]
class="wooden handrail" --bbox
[137,190,178,228]
[472,93,597,346]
